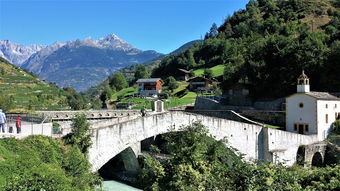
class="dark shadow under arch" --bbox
[311,152,323,167]
[98,147,140,183]
[296,146,305,166]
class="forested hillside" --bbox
[152,0,340,99]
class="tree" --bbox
[64,114,92,154]
[134,65,149,81]
[333,119,340,135]
[110,72,127,91]
[209,23,219,37]
[186,49,196,68]
[91,98,102,110]
[203,68,213,79]
[213,84,222,96]
[100,86,113,102]
[166,76,179,92]
[205,23,219,39]
[138,121,250,191]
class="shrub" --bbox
[333,119,340,135]
[63,114,92,154]
[52,122,62,134]
[0,136,101,191]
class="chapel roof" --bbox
[305,92,340,100]
[298,70,309,80]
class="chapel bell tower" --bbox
[297,70,310,93]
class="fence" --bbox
[0,113,53,138]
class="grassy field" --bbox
[193,64,225,77]
[110,81,197,109]
[111,87,137,101]
[0,57,69,111]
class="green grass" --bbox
[172,81,189,94]
[111,83,197,109]
[111,87,137,101]
[193,64,225,77]
[264,124,282,129]
[193,68,205,76]
[163,96,196,109]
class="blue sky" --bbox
[0,0,248,54]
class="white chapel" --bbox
[286,71,340,141]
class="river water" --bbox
[102,180,143,191]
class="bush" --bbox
[52,122,62,134]
[166,76,179,92]
[0,136,101,190]
[159,91,170,99]
[63,114,92,154]
[333,119,340,135]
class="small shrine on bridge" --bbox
[152,100,164,112]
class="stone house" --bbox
[136,78,163,97]
[286,71,340,140]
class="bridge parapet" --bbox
[38,110,142,121]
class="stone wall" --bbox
[266,128,319,166]
[194,97,253,111]
[186,110,263,125]
[88,111,320,172]
[194,97,286,126]
[239,110,286,127]
[195,97,285,111]
[253,98,285,111]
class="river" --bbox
[102,180,143,191]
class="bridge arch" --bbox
[98,147,140,180]
[311,152,323,167]
[296,146,305,165]
[295,143,327,167]
[88,111,266,172]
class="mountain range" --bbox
[0,40,45,66]
[1,34,162,91]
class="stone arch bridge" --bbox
[88,110,323,172]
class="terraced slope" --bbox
[0,57,69,111]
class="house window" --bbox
[294,124,297,131]
[326,114,328,123]
[299,103,304,108]
[305,125,309,132]
[335,104,337,109]
[326,104,328,109]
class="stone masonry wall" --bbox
[239,110,286,127]
[194,97,285,126]
[88,111,320,172]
